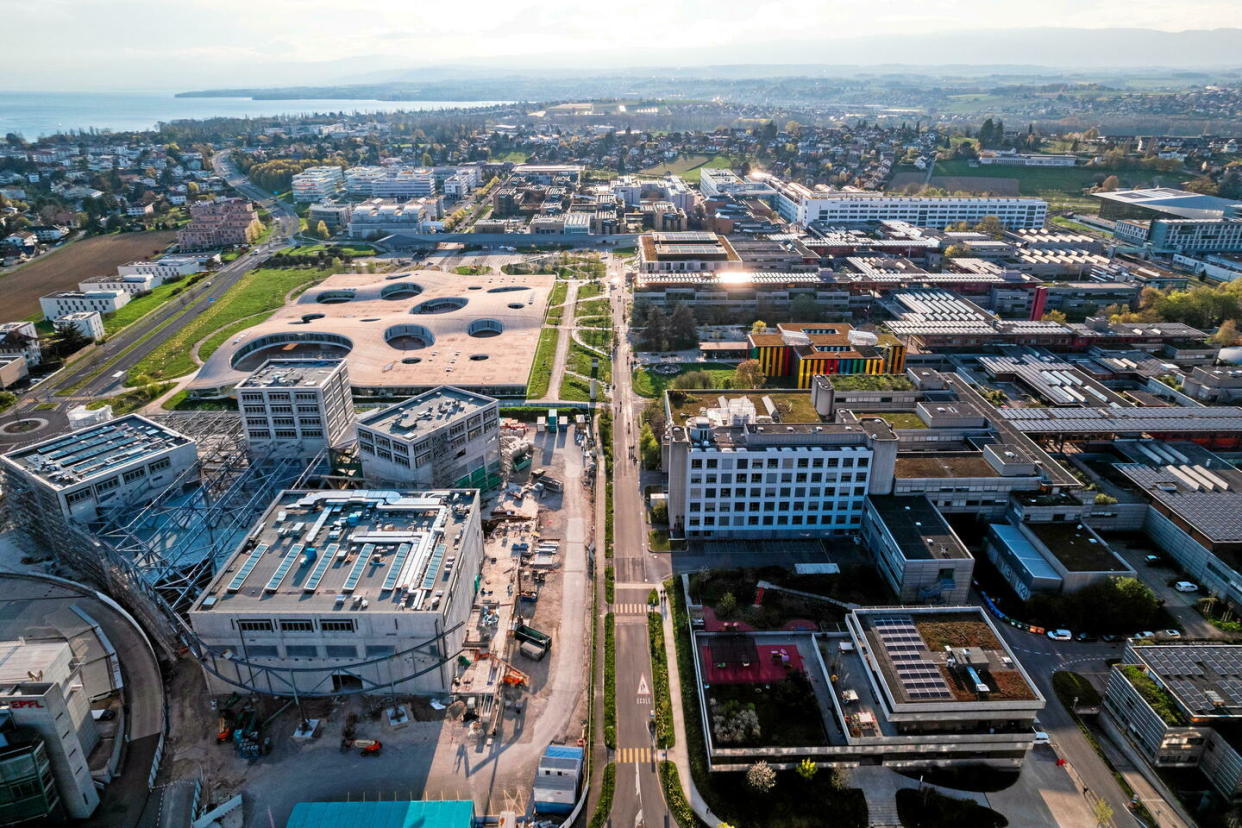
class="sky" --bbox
[2,0,1242,91]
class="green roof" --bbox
[286,801,475,828]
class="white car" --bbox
[1046,629,1073,641]
[1163,629,1182,638]
[1033,730,1051,745]
[1175,581,1200,593]
[1133,631,1156,640]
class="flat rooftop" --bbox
[867,495,970,560]
[853,608,1040,706]
[189,269,553,394]
[666,390,822,425]
[998,406,1242,435]
[193,489,477,613]
[236,359,344,390]
[1133,645,1242,718]
[1,414,192,489]
[1113,463,1242,544]
[1026,522,1126,572]
[357,386,497,439]
[895,452,999,479]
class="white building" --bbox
[0,641,101,819]
[663,392,898,539]
[55,311,104,342]
[0,321,42,367]
[345,166,436,198]
[357,386,500,490]
[39,290,129,320]
[346,198,436,238]
[188,488,485,697]
[291,166,345,202]
[117,255,204,282]
[237,359,355,458]
[78,274,157,296]
[0,414,198,528]
[767,178,1047,229]
[978,152,1077,167]
[442,174,474,199]
[700,167,745,198]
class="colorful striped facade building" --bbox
[748,323,906,388]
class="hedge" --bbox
[604,612,617,748]
[648,611,675,748]
[588,762,616,828]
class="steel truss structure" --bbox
[5,410,466,695]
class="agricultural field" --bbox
[639,154,746,182]
[1,231,176,319]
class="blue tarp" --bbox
[285,801,474,828]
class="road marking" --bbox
[637,675,649,698]
[611,603,653,615]
[616,747,655,763]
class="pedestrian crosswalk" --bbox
[611,603,654,615]
[615,747,656,764]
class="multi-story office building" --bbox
[291,166,345,202]
[189,488,485,696]
[344,166,436,198]
[117,255,205,281]
[0,414,198,532]
[346,198,436,237]
[0,717,63,824]
[39,289,129,319]
[748,322,907,387]
[1104,644,1242,802]
[510,164,583,185]
[637,231,743,273]
[663,390,898,539]
[308,202,353,232]
[176,198,262,249]
[1114,217,1242,254]
[237,359,355,458]
[0,641,101,820]
[0,321,42,367]
[767,177,1047,229]
[699,168,746,197]
[357,386,500,490]
[78,273,157,295]
[862,495,974,604]
[55,311,105,342]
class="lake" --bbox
[0,91,509,138]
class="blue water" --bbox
[0,91,509,138]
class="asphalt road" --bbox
[609,259,674,828]
[0,152,297,445]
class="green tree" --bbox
[49,320,90,357]
[974,215,1006,238]
[668,304,698,350]
[1041,309,1069,323]
[315,220,331,240]
[640,306,671,352]
[733,359,766,389]
[717,591,738,619]
[0,391,15,414]
[639,423,661,470]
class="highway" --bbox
[0,151,298,444]
[607,254,674,828]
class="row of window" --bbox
[689,496,864,512]
[235,618,355,633]
[689,486,867,501]
[245,417,321,428]
[240,643,395,659]
[248,429,324,439]
[240,391,322,404]
[690,455,867,470]
[687,513,860,527]
[690,472,865,485]
[64,457,172,506]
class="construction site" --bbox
[0,402,599,824]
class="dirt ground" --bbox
[0,230,176,317]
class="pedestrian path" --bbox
[614,747,657,764]
[611,602,653,615]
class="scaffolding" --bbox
[2,410,470,695]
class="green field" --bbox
[526,328,560,399]
[575,298,609,319]
[568,340,611,384]
[286,243,377,258]
[639,154,746,183]
[932,159,1105,195]
[576,282,605,301]
[128,266,332,383]
[102,276,206,335]
[632,363,737,398]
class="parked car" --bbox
[1175,581,1200,593]
[1101,634,1123,643]
[1076,632,1098,642]
[1033,730,1051,746]
[1144,554,1163,564]
[1133,631,1156,640]
[1163,629,1182,638]
[1047,629,1073,641]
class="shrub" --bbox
[746,761,776,793]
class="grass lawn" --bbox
[932,159,1105,195]
[103,276,205,335]
[548,281,568,308]
[559,373,599,402]
[568,341,611,384]
[453,264,491,275]
[632,363,737,398]
[87,381,174,415]
[496,150,528,162]
[286,243,377,258]
[526,328,559,399]
[161,390,238,411]
[640,154,747,183]
[577,327,613,352]
[128,266,332,383]
[575,298,610,319]
[576,281,604,301]
[858,411,926,429]
[576,316,611,329]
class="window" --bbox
[325,645,357,658]
[320,619,355,633]
[366,645,395,657]
[149,457,171,472]
[123,467,147,483]
[247,645,279,657]
[66,489,94,505]
[279,619,314,632]
[237,619,273,632]
[95,476,119,492]
[285,645,319,658]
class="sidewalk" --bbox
[1097,713,1193,828]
